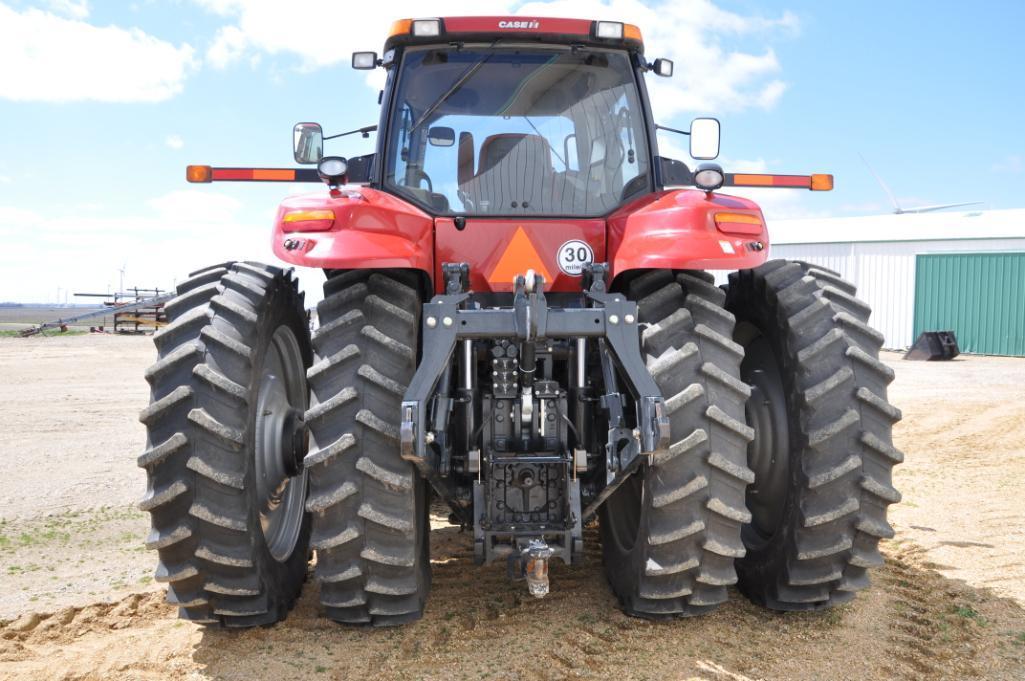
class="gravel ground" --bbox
[0,336,1023,680]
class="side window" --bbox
[389,104,414,186]
[614,92,644,187]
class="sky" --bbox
[0,0,1023,303]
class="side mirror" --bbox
[652,58,673,77]
[352,51,378,70]
[293,122,323,165]
[689,117,720,160]
[428,126,455,147]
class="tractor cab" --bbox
[301,17,721,212]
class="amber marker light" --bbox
[811,174,834,191]
[624,24,643,41]
[389,18,413,37]
[714,212,764,236]
[186,165,212,183]
[282,209,335,232]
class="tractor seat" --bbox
[459,134,554,213]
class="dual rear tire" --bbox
[601,262,901,616]
[138,262,312,626]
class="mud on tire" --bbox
[139,262,312,627]
[600,270,754,617]
[304,270,431,626]
[726,260,903,610]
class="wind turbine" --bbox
[859,154,983,214]
[119,263,126,297]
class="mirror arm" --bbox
[655,123,690,136]
[324,125,379,141]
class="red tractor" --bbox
[140,16,901,627]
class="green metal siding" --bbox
[913,252,1025,356]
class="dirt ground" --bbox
[1,335,1024,680]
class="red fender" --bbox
[272,188,434,281]
[607,189,769,282]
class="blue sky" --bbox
[0,0,1022,302]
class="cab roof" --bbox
[383,17,644,54]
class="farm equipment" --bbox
[139,16,902,627]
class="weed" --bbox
[952,605,988,626]
[823,608,843,626]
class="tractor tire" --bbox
[304,270,431,626]
[726,260,902,610]
[600,270,755,618]
[138,262,312,627]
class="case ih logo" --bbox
[498,20,540,29]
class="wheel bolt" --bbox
[426,316,437,328]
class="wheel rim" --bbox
[255,325,308,563]
[741,334,790,552]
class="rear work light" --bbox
[595,21,623,39]
[412,18,441,36]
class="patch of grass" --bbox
[315,666,327,674]
[576,612,597,625]
[822,607,844,626]
[0,329,89,337]
[952,604,988,626]
[16,528,71,546]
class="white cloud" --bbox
[206,25,248,69]
[0,3,197,102]
[165,134,185,150]
[0,175,11,184]
[195,0,795,115]
[992,154,1023,174]
[44,0,89,19]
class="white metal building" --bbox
[765,208,1025,351]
